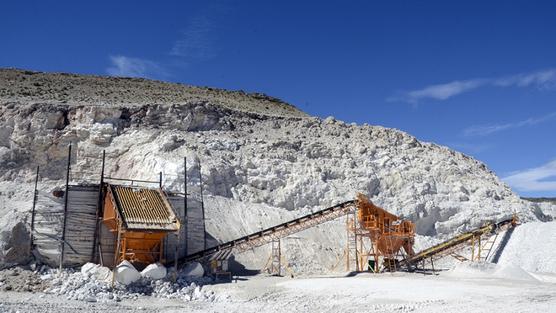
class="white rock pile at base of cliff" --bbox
[33,263,218,303]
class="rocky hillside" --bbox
[0,69,306,118]
[0,69,552,272]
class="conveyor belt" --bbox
[404,217,516,266]
[180,200,356,263]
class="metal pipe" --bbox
[103,177,159,184]
[112,221,122,287]
[60,144,72,270]
[198,160,207,250]
[30,165,39,250]
[92,150,105,262]
[159,171,163,189]
[183,156,188,258]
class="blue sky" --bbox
[1,1,555,196]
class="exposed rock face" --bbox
[0,69,552,272]
[0,214,31,269]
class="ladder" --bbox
[346,210,359,271]
[479,233,499,262]
[270,239,281,276]
[383,233,397,272]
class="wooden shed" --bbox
[102,184,180,267]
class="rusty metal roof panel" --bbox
[109,184,180,231]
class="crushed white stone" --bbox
[41,264,216,303]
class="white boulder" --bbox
[80,262,113,282]
[182,262,204,278]
[141,262,167,280]
[80,262,97,276]
[114,260,141,285]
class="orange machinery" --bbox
[102,184,180,267]
[354,193,415,272]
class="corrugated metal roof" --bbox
[109,185,179,231]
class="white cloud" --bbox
[503,160,556,192]
[402,79,487,103]
[106,55,168,79]
[391,68,556,103]
[170,16,215,60]
[494,69,556,88]
[463,112,556,137]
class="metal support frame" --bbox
[346,209,359,271]
[103,177,159,185]
[470,235,482,262]
[92,150,105,262]
[232,204,353,253]
[372,235,379,272]
[480,233,499,262]
[384,234,397,272]
[471,235,475,261]
[30,165,39,250]
[183,156,188,256]
[111,220,122,287]
[181,201,355,263]
[198,160,207,250]
[174,157,188,268]
[270,239,281,276]
[406,218,518,271]
[404,218,517,269]
[59,144,72,270]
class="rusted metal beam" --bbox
[103,177,160,184]
[92,150,105,263]
[198,160,207,250]
[29,165,39,250]
[60,144,72,270]
[183,156,188,256]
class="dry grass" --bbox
[0,68,307,118]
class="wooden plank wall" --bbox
[62,185,98,266]
[33,185,98,267]
[33,190,65,267]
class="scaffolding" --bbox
[28,145,199,269]
[346,193,415,273]
[270,239,281,276]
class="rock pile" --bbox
[43,262,217,303]
[0,261,218,303]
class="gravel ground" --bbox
[1,272,555,313]
[0,291,184,313]
[0,267,47,292]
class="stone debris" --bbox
[0,260,216,304]
[40,263,216,303]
